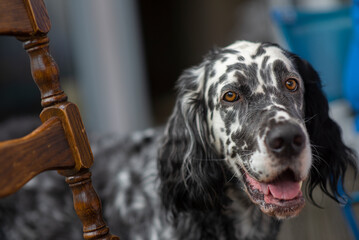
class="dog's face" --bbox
[159,40,356,223]
[203,41,311,218]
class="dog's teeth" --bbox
[299,181,303,188]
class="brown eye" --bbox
[223,91,239,102]
[285,79,298,91]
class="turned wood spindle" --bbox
[66,170,119,240]
[22,36,67,108]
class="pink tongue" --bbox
[267,180,301,200]
[245,173,302,200]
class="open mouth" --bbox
[241,168,305,219]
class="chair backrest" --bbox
[0,0,119,239]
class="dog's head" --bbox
[158,41,357,219]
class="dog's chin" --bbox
[239,168,305,219]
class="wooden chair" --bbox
[0,0,119,239]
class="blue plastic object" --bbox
[272,7,353,101]
[337,181,359,240]
[344,0,359,131]
[342,1,359,237]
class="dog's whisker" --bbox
[304,114,318,123]
[309,163,325,180]
[192,158,226,161]
[226,173,238,184]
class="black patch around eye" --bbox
[239,85,251,96]
[233,73,251,94]
[273,60,290,86]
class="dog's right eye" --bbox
[285,79,298,92]
[223,91,240,102]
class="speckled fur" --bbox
[0,41,356,240]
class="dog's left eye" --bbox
[223,91,240,102]
[285,79,298,91]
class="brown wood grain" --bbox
[66,170,120,240]
[0,0,33,35]
[23,36,68,107]
[25,0,51,34]
[41,102,94,175]
[0,0,50,36]
[0,117,75,198]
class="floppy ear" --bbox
[294,56,357,203]
[158,63,229,217]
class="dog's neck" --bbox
[170,183,281,240]
[224,183,281,239]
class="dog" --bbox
[0,41,357,240]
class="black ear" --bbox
[158,64,229,217]
[294,56,357,203]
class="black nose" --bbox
[265,123,306,158]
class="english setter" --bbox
[0,41,357,240]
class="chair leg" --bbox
[66,169,120,240]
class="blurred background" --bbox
[0,0,359,239]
